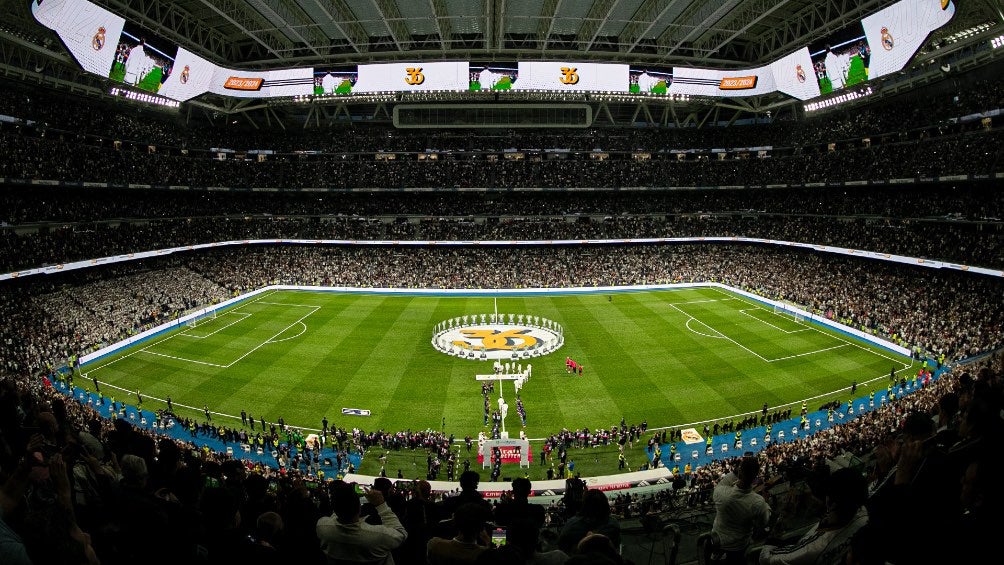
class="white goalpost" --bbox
[773,303,806,322]
[185,309,218,328]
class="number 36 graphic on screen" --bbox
[405,67,425,85]
[559,67,579,85]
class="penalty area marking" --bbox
[150,305,320,368]
[87,290,319,377]
[83,289,280,376]
[685,318,727,339]
[267,322,308,343]
[673,301,851,363]
[709,287,912,369]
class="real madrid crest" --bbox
[92,26,106,51]
[180,65,191,85]
[880,26,894,51]
[796,64,806,83]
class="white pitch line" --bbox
[182,312,252,339]
[224,306,319,368]
[256,301,323,308]
[766,343,851,363]
[668,302,771,362]
[666,297,738,305]
[685,317,727,339]
[739,309,810,334]
[138,350,230,368]
[84,289,280,376]
[710,287,912,370]
[73,381,326,433]
[267,321,308,343]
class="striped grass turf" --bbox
[80,286,914,478]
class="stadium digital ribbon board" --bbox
[34,0,955,103]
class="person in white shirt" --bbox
[317,483,407,564]
[759,467,869,565]
[712,456,772,565]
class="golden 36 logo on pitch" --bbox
[433,319,563,360]
[453,329,538,351]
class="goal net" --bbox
[186,309,217,328]
[773,304,806,322]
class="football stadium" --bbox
[0,0,1002,564]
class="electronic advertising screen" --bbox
[469,63,519,91]
[769,47,821,101]
[107,22,179,95]
[353,62,469,92]
[809,21,872,95]
[862,0,955,80]
[156,48,218,102]
[510,62,630,92]
[668,65,776,98]
[206,67,314,98]
[629,67,672,94]
[31,0,125,77]
[808,0,954,96]
[313,66,358,95]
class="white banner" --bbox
[354,61,469,92]
[863,0,955,80]
[32,0,125,77]
[770,47,821,101]
[156,48,216,101]
[511,62,629,92]
[668,65,776,98]
[207,66,314,98]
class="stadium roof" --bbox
[0,0,999,119]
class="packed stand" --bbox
[1,197,1002,271]
[0,242,1002,563]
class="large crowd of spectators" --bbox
[1,72,1002,153]
[0,70,1001,194]
[2,184,1004,224]
[0,67,1002,564]
[0,245,1000,563]
[1,193,1002,272]
[3,244,1001,376]
[1,127,999,190]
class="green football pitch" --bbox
[81,286,914,444]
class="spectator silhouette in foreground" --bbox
[711,455,771,565]
[759,466,868,565]
[506,518,569,564]
[316,482,407,565]
[427,502,492,565]
[439,470,491,521]
[494,477,546,530]
[557,489,620,555]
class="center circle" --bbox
[432,320,564,360]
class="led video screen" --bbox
[107,22,178,94]
[33,0,955,103]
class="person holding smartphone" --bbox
[316,483,407,564]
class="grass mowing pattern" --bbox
[81,287,913,478]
